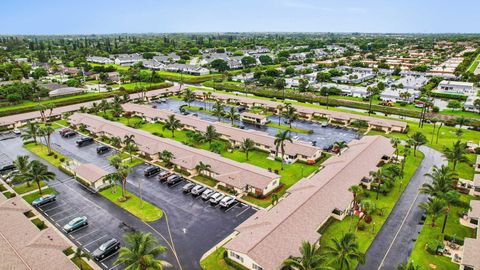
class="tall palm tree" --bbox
[408,132,427,157]
[212,100,225,121]
[100,99,110,116]
[324,233,365,270]
[160,150,174,166]
[419,197,446,227]
[443,140,468,170]
[183,88,196,107]
[104,172,122,194]
[124,142,138,163]
[274,130,292,169]
[420,165,457,197]
[117,165,131,200]
[397,261,421,270]
[282,105,298,128]
[276,104,284,125]
[23,160,55,195]
[204,125,219,148]
[195,161,211,176]
[241,138,255,160]
[40,125,55,154]
[110,136,122,148]
[163,114,181,138]
[123,134,135,146]
[333,141,348,155]
[225,107,239,126]
[357,199,377,228]
[369,168,387,200]
[21,121,39,144]
[282,241,331,270]
[12,155,31,186]
[348,185,365,209]
[72,248,91,270]
[456,116,469,129]
[401,147,411,173]
[114,231,171,270]
[109,155,123,170]
[390,138,401,160]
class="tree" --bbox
[109,155,123,170]
[282,241,331,270]
[195,161,211,176]
[210,59,229,72]
[274,130,292,169]
[110,136,122,148]
[241,56,256,68]
[397,261,421,270]
[370,168,388,200]
[447,100,461,111]
[124,142,138,163]
[225,107,239,126]
[390,138,401,160]
[357,199,377,228]
[204,125,219,148]
[183,88,195,107]
[443,140,468,170]
[419,197,446,227]
[408,132,427,156]
[348,185,365,209]
[241,138,255,160]
[160,150,174,166]
[421,165,457,197]
[40,125,55,154]
[324,233,365,270]
[123,134,135,146]
[31,67,48,79]
[23,160,55,195]
[163,114,181,138]
[21,121,39,144]
[274,78,286,91]
[99,99,109,116]
[114,231,171,270]
[401,147,411,173]
[259,55,273,65]
[117,165,131,200]
[212,100,225,121]
[104,172,122,194]
[455,116,469,129]
[72,248,91,270]
[11,155,31,186]
[366,87,380,115]
[282,104,298,128]
[333,141,348,155]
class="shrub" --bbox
[426,238,443,255]
[63,247,75,256]
[59,157,65,162]
[444,234,464,246]
[357,223,366,231]
[53,154,58,159]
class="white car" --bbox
[191,185,207,195]
[13,128,21,135]
[209,192,225,204]
[201,189,215,200]
[219,196,236,208]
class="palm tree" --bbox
[401,147,411,173]
[124,142,138,163]
[241,138,255,160]
[276,104,284,125]
[21,122,39,144]
[110,136,122,148]
[408,132,427,156]
[324,233,365,270]
[109,155,123,170]
[370,168,387,200]
[72,248,91,270]
[443,140,468,170]
[163,114,181,138]
[100,99,109,116]
[397,261,421,270]
[40,125,55,154]
[117,165,131,200]
[23,160,55,195]
[439,190,463,234]
[204,125,219,148]
[225,107,239,126]
[348,185,365,209]
[183,88,196,107]
[420,165,457,197]
[390,138,401,160]
[114,231,171,270]
[104,172,122,194]
[333,141,348,155]
[366,86,380,116]
[419,197,446,227]
[456,116,469,129]
[282,105,298,128]
[160,150,174,167]
[357,199,377,229]
[123,134,135,146]
[195,161,211,177]
[274,130,292,169]
[12,155,31,186]
[282,241,331,270]
[212,100,225,121]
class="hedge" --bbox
[430,92,468,101]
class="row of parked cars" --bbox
[142,165,237,208]
[60,128,112,155]
[31,194,120,261]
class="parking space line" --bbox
[235,205,251,217]
[75,229,100,241]
[42,203,67,212]
[48,208,72,218]
[83,234,109,247]
[109,263,122,270]
[55,212,81,222]
[224,203,239,213]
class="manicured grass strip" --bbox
[200,247,233,270]
[265,121,313,134]
[13,181,46,194]
[23,142,69,167]
[71,257,94,270]
[22,187,58,204]
[107,152,130,161]
[100,187,163,222]
[122,157,144,169]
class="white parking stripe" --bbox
[75,229,100,240]
[55,212,81,222]
[48,208,72,217]
[235,205,251,217]
[42,203,67,212]
[83,234,109,247]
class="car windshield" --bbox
[99,241,112,251]
[68,218,81,225]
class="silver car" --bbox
[201,189,215,200]
[209,192,225,204]
[190,185,207,195]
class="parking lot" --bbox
[49,129,257,269]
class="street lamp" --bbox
[325,93,329,110]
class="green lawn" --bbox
[12,181,46,194]
[100,187,163,222]
[200,247,235,270]
[23,142,69,167]
[409,194,477,270]
[467,53,480,73]
[450,153,476,180]
[121,157,145,169]
[22,187,58,204]
[318,149,424,269]
[107,152,130,161]
[71,257,94,270]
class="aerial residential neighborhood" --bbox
[1,1,480,270]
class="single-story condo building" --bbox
[464,96,480,113]
[48,87,84,97]
[459,200,480,270]
[379,88,420,103]
[224,136,395,270]
[240,111,268,125]
[74,163,110,191]
[435,80,476,96]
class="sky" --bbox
[1,0,479,35]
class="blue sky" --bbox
[1,0,479,34]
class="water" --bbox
[151,99,360,149]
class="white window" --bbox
[252,263,263,270]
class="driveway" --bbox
[357,146,446,270]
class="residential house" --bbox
[435,80,476,96]
[74,163,110,191]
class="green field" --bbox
[22,187,58,204]
[467,53,480,73]
[13,181,46,194]
[23,142,69,167]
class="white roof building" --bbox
[435,80,476,96]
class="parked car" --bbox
[158,171,172,182]
[92,238,121,261]
[63,131,77,138]
[182,182,195,193]
[32,194,57,207]
[76,137,94,147]
[63,216,88,232]
[201,189,215,200]
[59,128,72,136]
[166,174,182,185]
[144,166,161,177]
[96,145,110,154]
[13,128,21,135]
[190,185,207,196]
[209,192,225,204]
[219,196,236,208]
[0,164,15,174]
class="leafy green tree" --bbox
[443,140,468,170]
[72,248,91,270]
[282,241,331,270]
[397,261,421,270]
[259,55,273,65]
[241,138,255,160]
[419,197,446,227]
[241,56,256,68]
[160,150,174,166]
[282,104,298,128]
[21,121,40,144]
[183,88,196,107]
[225,107,239,125]
[124,142,138,162]
[23,160,55,195]
[163,114,181,138]
[324,233,365,270]
[274,130,292,169]
[195,161,211,176]
[212,100,225,121]
[204,125,219,148]
[408,132,427,156]
[210,59,229,72]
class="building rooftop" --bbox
[462,238,480,269]
[74,163,109,184]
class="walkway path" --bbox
[358,146,446,270]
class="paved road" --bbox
[358,146,446,270]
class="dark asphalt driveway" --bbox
[358,146,446,270]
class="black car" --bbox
[0,164,15,174]
[144,166,161,177]
[166,174,182,185]
[76,137,94,147]
[92,238,121,261]
[63,131,77,138]
[96,145,110,154]
[158,171,172,182]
